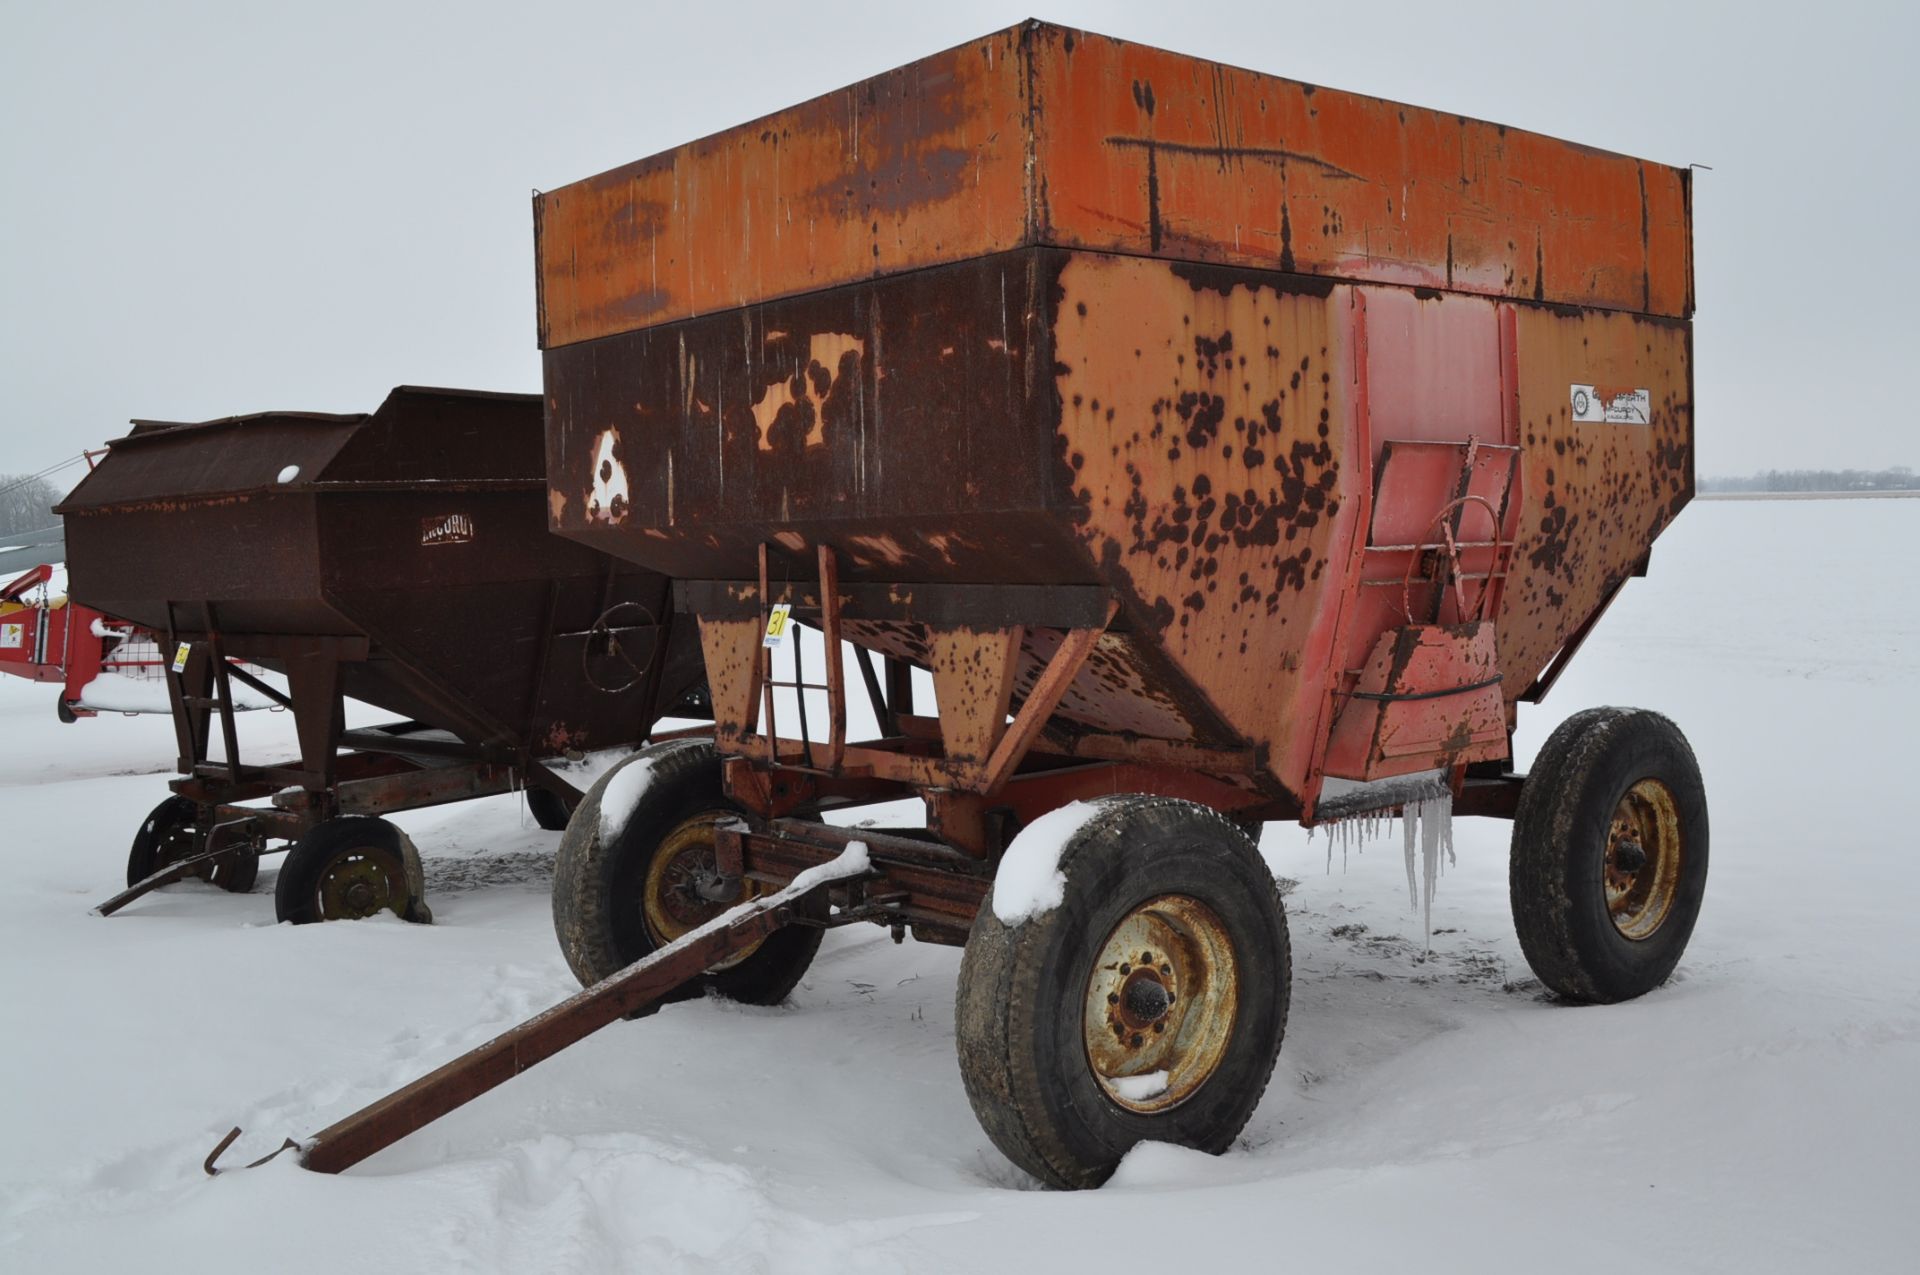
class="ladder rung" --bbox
[766,681,833,692]
[1366,540,1512,553]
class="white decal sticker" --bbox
[171,642,191,673]
[1571,384,1651,424]
[763,603,793,650]
[587,429,630,523]
[1,622,22,649]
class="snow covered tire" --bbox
[550,739,821,1007]
[1510,707,1708,1003]
[955,796,1291,1189]
[274,815,430,924]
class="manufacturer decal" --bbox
[1571,384,1651,424]
[1,622,22,649]
[421,513,475,546]
[171,642,191,673]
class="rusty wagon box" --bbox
[534,19,1693,805]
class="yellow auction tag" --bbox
[171,642,191,673]
[762,603,792,649]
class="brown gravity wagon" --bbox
[210,22,1706,1188]
[59,386,707,925]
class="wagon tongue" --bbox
[202,840,874,1176]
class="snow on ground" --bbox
[2,499,1916,1272]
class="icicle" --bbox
[1316,808,1400,876]
[1393,791,1456,954]
[1401,804,1419,910]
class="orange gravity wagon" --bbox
[223,21,1707,1189]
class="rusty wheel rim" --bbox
[150,809,207,878]
[1604,778,1684,940]
[315,847,405,920]
[1082,894,1239,1114]
[641,810,764,969]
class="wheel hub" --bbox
[641,810,766,970]
[1082,895,1239,1114]
[316,849,400,920]
[1604,778,1684,941]
[1121,972,1173,1026]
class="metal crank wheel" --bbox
[1510,707,1708,1002]
[274,816,431,925]
[956,796,1291,1189]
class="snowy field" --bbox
[1,499,1915,1273]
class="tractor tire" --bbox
[550,739,821,1007]
[274,816,431,925]
[1510,708,1708,1003]
[955,796,1291,1189]
[126,795,257,894]
[525,785,573,833]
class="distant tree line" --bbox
[0,474,62,535]
[1701,466,1916,493]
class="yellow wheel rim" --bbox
[1605,778,1685,940]
[1082,894,1239,1114]
[641,810,765,969]
[315,846,404,920]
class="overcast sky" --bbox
[3,0,1913,483]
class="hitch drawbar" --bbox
[205,839,874,1176]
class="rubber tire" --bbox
[955,796,1292,1189]
[550,739,822,1006]
[526,786,573,832]
[274,815,431,925]
[56,697,78,724]
[1510,707,1708,1003]
[125,795,257,893]
[214,846,260,894]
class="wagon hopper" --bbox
[58,386,706,924]
[212,23,1707,1187]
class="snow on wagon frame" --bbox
[211,20,1708,1189]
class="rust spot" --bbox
[751,333,866,451]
